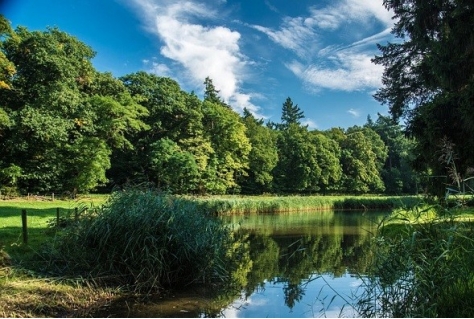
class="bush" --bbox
[44,189,236,293]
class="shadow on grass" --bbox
[0,207,70,266]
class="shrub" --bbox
[44,189,236,293]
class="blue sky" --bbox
[2,0,397,130]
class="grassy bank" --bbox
[0,194,114,317]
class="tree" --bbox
[204,76,230,107]
[114,72,210,191]
[0,15,16,91]
[311,131,342,193]
[202,99,251,194]
[329,127,387,193]
[273,123,321,193]
[280,97,304,129]
[365,114,419,194]
[373,0,474,195]
[149,138,200,193]
[239,108,278,193]
[0,23,148,193]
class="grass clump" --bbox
[43,189,237,293]
[357,204,474,317]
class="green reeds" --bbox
[44,189,237,293]
[356,204,474,317]
[193,195,421,215]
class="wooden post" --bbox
[56,207,60,227]
[21,209,28,244]
[75,207,78,221]
[52,193,54,201]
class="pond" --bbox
[97,210,387,318]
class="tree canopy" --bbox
[373,0,474,195]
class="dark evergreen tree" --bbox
[373,0,474,196]
[280,97,304,129]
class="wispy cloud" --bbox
[249,17,317,58]
[306,0,393,30]
[286,51,384,92]
[127,0,261,115]
[347,108,361,118]
[252,0,394,93]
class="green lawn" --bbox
[0,195,109,261]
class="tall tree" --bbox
[328,126,387,193]
[280,97,304,129]
[373,0,474,195]
[365,114,419,194]
[239,108,278,194]
[0,23,148,193]
[202,99,251,194]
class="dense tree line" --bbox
[0,15,421,196]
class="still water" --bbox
[99,210,387,318]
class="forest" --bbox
[0,14,437,197]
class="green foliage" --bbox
[273,124,322,193]
[357,204,474,317]
[0,19,420,196]
[0,22,148,193]
[373,0,474,196]
[149,138,199,193]
[202,100,251,194]
[366,114,418,194]
[240,109,278,194]
[280,97,304,129]
[337,126,387,193]
[44,189,239,292]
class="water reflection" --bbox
[98,211,386,318]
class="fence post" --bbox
[75,207,78,221]
[56,207,60,227]
[21,209,28,244]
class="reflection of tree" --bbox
[224,212,384,310]
[283,282,306,309]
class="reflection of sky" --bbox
[221,272,361,318]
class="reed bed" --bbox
[356,204,474,317]
[192,195,422,215]
[43,189,238,293]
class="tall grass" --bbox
[356,204,474,317]
[43,189,239,293]
[192,195,422,215]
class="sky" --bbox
[1,0,398,130]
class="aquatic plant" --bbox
[356,204,474,317]
[44,188,237,293]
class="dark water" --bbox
[98,210,387,318]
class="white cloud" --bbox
[302,118,318,129]
[127,0,261,115]
[250,16,317,58]
[286,51,384,92]
[251,0,394,93]
[347,108,360,118]
[307,0,393,30]
[144,60,171,77]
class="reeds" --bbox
[192,195,421,215]
[44,189,235,293]
[356,204,474,317]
